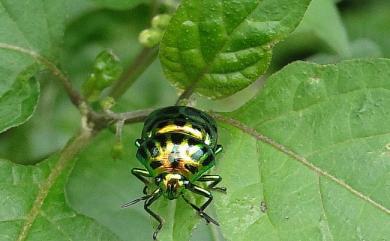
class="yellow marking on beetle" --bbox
[157,124,204,140]
[153,138,202,175]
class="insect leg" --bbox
[197,175,226,193]
[215,145,223,155]
[131,168,151,194]
[181,194,219,225]
[144,189,163,240]
[135,139,142,147]
[121,194,151,208]
[185,185,219,225]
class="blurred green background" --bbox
[0,0,388,240]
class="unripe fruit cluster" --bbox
[139,14,171,48]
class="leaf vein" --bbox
[212,113,390,215]
[15,131,92,241]
[317,177,335,241]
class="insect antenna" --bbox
[121,194,152,208]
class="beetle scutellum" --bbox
[122,106,226,240]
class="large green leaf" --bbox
[342,0,390,57]
[296,0,350,57]
[214,59,390,240]
[0,0,65,132]
[160,0,312,98]
[0,154,121,240]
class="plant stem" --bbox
[0,43,85,107]
[0,42,155,129]
[16,129,93,241]
[151,0,160,17]
[175,83,196,106]
[109,47,159,99]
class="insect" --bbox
[122,106,226,240]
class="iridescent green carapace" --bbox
[122,106,225,240]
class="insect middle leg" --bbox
[198,175,226,193]
[132,168,151,194]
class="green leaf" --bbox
[215,59,390,240]
[160,0,312,98]
[66,128,206,241]
[0,155,121,241]
[62,8,149,84]
[92,0,147,10]
[0,67,39,133]
[296,0,350,57]
[0,0,66,132]
[342,0,390,57]
[82,50,123,102]
[307,39,383,64]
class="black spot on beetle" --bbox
[146,141,159,157]
[150,161,162,169]
[185,164,198,174]
[202,154,213,166]
[187,137,201,146]
[169,156,180,168]
[155,134,167,147]
[138,148,148,159]
[174,119,186,127]
[171,133,184,145]
[157,120,170,129]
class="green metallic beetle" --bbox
[122,106,226,240]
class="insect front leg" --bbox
[144,189,163,240]
[131,168,151,194]
[197,174,226,193]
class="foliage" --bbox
[0,0,389,241]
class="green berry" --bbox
[139,29,162,48]
[151,14,171,30]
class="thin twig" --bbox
[0,43,85,107]
[150,0,160,17]
[109,47,159,99]
[175,85,196,106]
[88,108,153,130]
[0,42,154,129]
